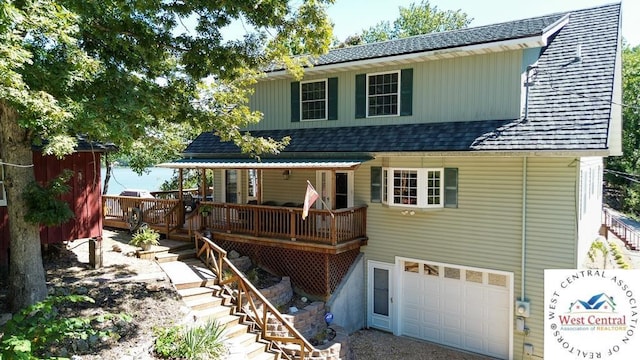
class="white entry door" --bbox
[367,261,394,332]
[399,259,512,359]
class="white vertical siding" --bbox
[577,157,604,265]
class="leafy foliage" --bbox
[605,45,640,216]
[0,295,131,359]
[1,0,334,309]
[22,170,74,226]
[358,1,472,44]
[154,320,226,359]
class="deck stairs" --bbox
[155,242,281,360]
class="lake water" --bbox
[101,167,175,195]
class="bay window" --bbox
[371,166,457,208]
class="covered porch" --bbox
[103,156,370,251]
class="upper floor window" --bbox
[291,78,338,122]
[0,162,6,206]
[367,71,399,117]
[371,166,457,209]
[301,80,327,121]
[356,68,413,119]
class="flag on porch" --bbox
[302,181,319,220]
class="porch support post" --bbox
[257,169,263,204]
[330,170,336,210]
[201,168,206,200]
[179,169,184,224]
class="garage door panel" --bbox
[400,260,511,360]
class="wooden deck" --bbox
[102,196,367,253]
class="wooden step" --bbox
[177,285,221,301]
[223,323,253,339]
[155,248,196,263]
[184,296,224,311]
[249,351,279,360]
[226,331,260,348]
[159,260,216,289]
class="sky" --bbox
[326,0,638,46]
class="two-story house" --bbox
[159,4,622,359]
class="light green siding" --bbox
[517,157,578,358]
[249,51,523,130]
[354,156,578,359]
[360,157,523,270]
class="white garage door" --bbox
[400,259,512,359]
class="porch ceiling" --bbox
[156,157,370,170]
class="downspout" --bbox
[521,157,528,301]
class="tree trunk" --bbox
[103,153,112,195]
[0,101,48,311]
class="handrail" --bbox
[603,208,640,250]
[163,202,182,235]
[199,201,367,245]
[194,231,315,360]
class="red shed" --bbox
[0,140,112,270]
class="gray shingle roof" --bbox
[282,12,566,69]
[186,3,620,156]
[472,3,620,151]
[184,120,514,155]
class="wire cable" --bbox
[0,161,34,168]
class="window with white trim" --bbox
[0,162,6,206]
[367,71,399,117]
[371,167,457,208]
[301,79,327,120]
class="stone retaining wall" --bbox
[259,277,352,360]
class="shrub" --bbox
[155,320,226,360]
[0,295,131,359]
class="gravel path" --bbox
[350,329,495,360]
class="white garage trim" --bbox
[396,257,514,359]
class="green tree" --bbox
[606,45,640,215]
[0,0,333,311]
[360,0,472,43]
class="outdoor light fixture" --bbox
[282,169,291,180]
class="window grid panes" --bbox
[248,169,258,198]
[301,80,327,120]
[466,270,483,283]
[368,72,399,116]
[427,170,441,205]
[404,261,419,273]
[444,267,461,280]
[393,170,418,205]
[488,273,507,287]
[424,264,439,276]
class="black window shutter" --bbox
[371,166,382,203]
[400,68,413,116]
[444,168,458,208]
[328,77,338,120]
[291,81,300,122]
[355,74,366,118]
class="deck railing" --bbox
[201,202,367,245]
[195,232,314,360]
[103,195,181,231]
[603,207,640,250]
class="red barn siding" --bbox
[0,151,103,268]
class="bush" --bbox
[155,320,226,360]
[0,295,131,359]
